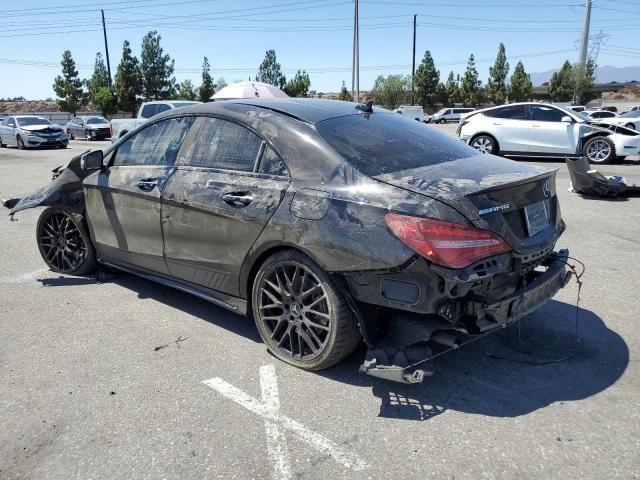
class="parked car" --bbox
[0,115,68,149]
[591,110,640,131]
[568,105,586,113]
[110,100,200,140]
[65,116,111,140]
[585,110,618,120]
[431,107,475,124]
[458,102,640,164]
[395,105,430,122]
[8,99,570,383]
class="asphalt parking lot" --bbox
[1,131,639,479]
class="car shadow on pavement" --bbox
[320,299,629,421]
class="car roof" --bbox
[176,98,386,125]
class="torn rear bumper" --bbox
[359,249,570,384]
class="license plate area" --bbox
[524,201,549,237]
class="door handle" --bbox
[222,193,253,207]
[492,122,502,126]
[136,178,158,192]
[531,125,541,128]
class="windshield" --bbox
[622,111,640,118]
[16,117,52,126]
[86,117,108,124]
[316,113,477,177]
[574,111,590,122]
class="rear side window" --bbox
[113,117,194,166]
[258,144,288,176]
[316,113,477,177]
[485,105,526,120]
[182,117,262,172]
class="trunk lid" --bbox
[374,154,564,254]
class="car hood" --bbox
[587,121,639,136]
[19,124,63,132]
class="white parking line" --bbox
[202,365,367,479]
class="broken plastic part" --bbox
[566,157,640,197]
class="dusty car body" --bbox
[0,115,68,149]
[7,99,570,383]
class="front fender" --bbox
[7,152,93,215]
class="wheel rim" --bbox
[17,137,24,149]
[38,211,89,273]
[257,261,332,360]
[586,139,611,162]
[472,136,493,154]
[85,130,91,140]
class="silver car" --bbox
[0,115,68,150]
[65,116,111,141]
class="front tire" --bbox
[17,136,25,150]
[36,207,97,275]
[625,123,636,130]
[583,136,615,164]
[251,250,360,371]
[438,118,446,124]
[85,130,92,141]
[67,129,75,140]
[470,134,498,155]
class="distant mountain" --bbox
[529,65,640,86]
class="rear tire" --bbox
[67,129,75,140]
[438,118,446,124]
[36,207,97,275]
[625,123,636,130]
[251,250,360,371]
[470,134,498,155]
[583,136,615,164]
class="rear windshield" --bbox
[86,117,108,124]
[316,113,477,177]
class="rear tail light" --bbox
[384,213,511,269]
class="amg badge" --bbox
[478,203,512,216]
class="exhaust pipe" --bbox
[431,331,460,348]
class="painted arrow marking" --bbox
[203,365,367,479]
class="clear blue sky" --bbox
[2,0,639,99]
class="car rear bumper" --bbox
[348,248,570,383]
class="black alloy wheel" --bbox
[36,207,96,275]
[252,251,360,370]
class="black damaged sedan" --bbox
[8,99,569,383]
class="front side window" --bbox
[113,117,194,167]
[140,104,171,119]
[7,118,16,127]
[529,105,565,122]
[181,117,262,172]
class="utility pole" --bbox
[578,0,592,67]
[411,14,417,106]
[101,10,112,88]
[351,0,359,102]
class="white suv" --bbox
[431,107,475,124]
[458,102,640,164]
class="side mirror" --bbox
[81,150,103,171]
[561,115,573,123]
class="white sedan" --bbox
[590,110,640,132]
[458,102,640,164]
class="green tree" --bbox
[94,86,118,117]
[337,81,353,101]
[283,70,311,97]
[215,77,227,93]
[177,80,197,100]
[460,54,481,107]
[256,49,286,89]
[487,43,510,105]
[548,60,574,102]
[140,31,175,100]
[372,74,411,110]
[414,50,440,107]
[52,50,86,115]
[114,40,142,116]
[198,56,215,102]
[573,58,596,104]
[444,71,460,106]
[508,61,533,102]
[86,52,110,106]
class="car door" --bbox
[161,116,291,297]
[484,105,529,153]
[526,104,577,154]
[2,117,17,145]
[83,116,195,275]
